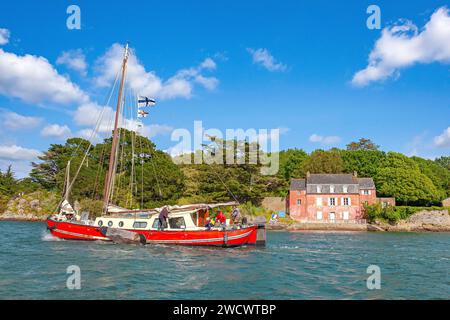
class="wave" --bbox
[41,230,64,242]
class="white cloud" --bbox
[41,124,72,139]
[0,145,41,160]
[247,48,287,72]
[0,110,42,130]
[433,127,450,148]
[56,49,88,76]
[352,7,450,86]
[0,49,88,105]
[309,134,341,145]
[94,43,218,100]
[0,28,10,45]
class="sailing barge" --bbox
[46,44,265,247]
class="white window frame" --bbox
[316,197,323,206]
[343,197,350,206]
[297,199,301,206]
[316,211,323,220]
[329,197,336,206]
[343,211,349,220]
[330,185,335,193]
[343,185,348,193]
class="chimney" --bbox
[353,171,358,177]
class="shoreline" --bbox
[2,216,450,233]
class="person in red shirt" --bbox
[216,211,226,225]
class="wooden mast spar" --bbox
[103,43,130,214]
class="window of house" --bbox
[169,217,186,229]
[316,186,322,193]
[297,199,301,205]
[316,197,323,206]
[343,211,349,220]
[316,211,323,220]
[362,190,370,195]
[329,198,336,206]
[330,185,335,193]
[133,221,148,228]
[343,185,348,193]
[343,198,350,206]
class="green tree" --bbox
[341,150,386,178]
[302,149,344,174]
[435,156,450,170]
[346,138,379,151]
[278,149,308,181]
[374,152,441,205]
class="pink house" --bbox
[286,172,377,223]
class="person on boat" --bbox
[231,206,241,224]
[204,217,214,230]
[158,206,169,230]
[216,210,226,226]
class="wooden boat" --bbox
[45,44,266,247]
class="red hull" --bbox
[46,219,260,247]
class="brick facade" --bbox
[287,173,377,223]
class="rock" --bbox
[367,224,385,232]
[30,199,40,210]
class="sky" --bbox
[0,0,449,177]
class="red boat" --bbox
[45,43,266,247]
[46,203,265,247]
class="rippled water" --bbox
[0,221,449,299]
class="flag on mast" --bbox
[138,96,156,107]
[137,110,149,118]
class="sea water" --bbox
[0,221,448,299]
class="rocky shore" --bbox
[266,209,450,233]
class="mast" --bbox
[64,160,71,201]
[103,43,130,214]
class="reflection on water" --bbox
[0,221,449,299]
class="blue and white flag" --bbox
[138,96,156,107]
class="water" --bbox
[0,221,449,299]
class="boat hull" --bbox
[46,218,261,247]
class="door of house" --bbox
[329,212,336,222]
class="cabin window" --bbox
[118,221,124,227]
[152,219,160,229]
[108,221,113,227]
[133,221,147,228]
[169,217,186,229]
[98,220,103,227]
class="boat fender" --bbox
[99,226,108,236]
[223,233,228,247]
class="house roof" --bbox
[357,177,376,189]
[307,174,356,185]
[289,174,376,193]
[290,179,306,190]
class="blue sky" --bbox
[0,0,449,177]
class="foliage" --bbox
[435,156,450,170]
[302,149,344,174]
[346,138,379,151]
[365,203,448,223]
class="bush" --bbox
[365,204,449,223]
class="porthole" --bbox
[108,221,113,227]
[98,220,103,227]
[118,221,124,227]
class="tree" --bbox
[435,156,450,170]
[278,149,308,181]
[341,150,386,178]
[302,149,344,174]
[346,138,379,151]
[375,167,441,205]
